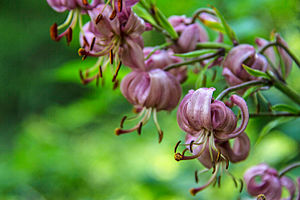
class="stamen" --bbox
[95,14,103,24]
[50,23,58,41]
[120,116,127,128]
[82,0,88,5]
[217,176,221,188]
[174,141,181,153]
[195,170,199,183]
[112,62,122,82]
[83,36,89,47]
[113,79,119,90]
[66,27,73,45]
[118,0,123,12]
[90,37,96,51]
[189,140,195,153]
[153,109,164,143]
[175,136,208,161]
[137,122,143,135]
[110,49,114,64]
[109,9,117,20]
[257,194,266,200]
[99,65,103,78]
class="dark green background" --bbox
[0,0,299,199]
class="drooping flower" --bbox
[77,3,146,84]
[168,15,208,53]
[244,163,296,200]
[174,88,249,195]
[256,34,292,79]
[222,44,268,88]
[115,69,182,142]
[143,47,188,83]
[47,0,103,44]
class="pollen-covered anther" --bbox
[90,37,96,51]
[113,79,119,90]
[78,48,87,56]
[50,23,58,41]
[257,194,266,200]
[174,140,181,153]
[174,153,183,161]
[109,50,114,64]
[137,122,143,135]
[112,62,122,82]
[158,130,163,143]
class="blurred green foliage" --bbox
[0,0,300,199]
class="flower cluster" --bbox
[47,1,300,198]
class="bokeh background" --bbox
[1,0,300,199]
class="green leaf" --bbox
[272,104,300,114]
[201,20,225,33]
[133,4,157,26]
[242,86,260,100]
[255,117,295,145]
[151,5,178,39]
[212,6,238,45]
[242,64,271,80]
[174,50,216,58]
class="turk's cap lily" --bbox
[86,4,146,70]
[168,15,208,53]
[177,88,249,141]
[120,69,182,111]
[143,47,187,83]
[256,34,292,79]
[47,0,103,12]
[222,44,268,87]
[244,163,296,200]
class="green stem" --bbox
[267,71,300,106]
[279,162,300,177]
[250,112,300,118]
[164,49,224,71]
[216,80,269,100]
[196,42,232,51]
[259,42,300,69]
[191,8,216,24]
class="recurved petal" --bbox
[186,88,215,131]
[215,95,249,140]
[123,11,145,37]
[220,132,250,163]
[280,176,296,200]
[177,24,200,53]
[211,100,237,135]
[222,67,244,86]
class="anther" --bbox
[158,130,163,143]
[99,65,103,78]
[90,37,96,51]
[115,128,121,136]
[109,49,114,64]
[257,194,266,200]
[216,150,221,162]
[82,0,88,5]
[78,48,87,57]
[96,75,99,87]
[120,116,127,128]
[112,62,122,82]
[95,14,103,24]
[50,23,58,41]
[190,188,198,196]
[194,170,199,183]
[117,0,122,12]
[212,162,216,174]
[113,79,119,90]
[217,176,221,188]
[83,36,89,47]
[109,9,117,20]
[137,122,142,135]
[189,140,194,153]
[174,153,183,161]
[66,27,73,45]
[174,140,181,153]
